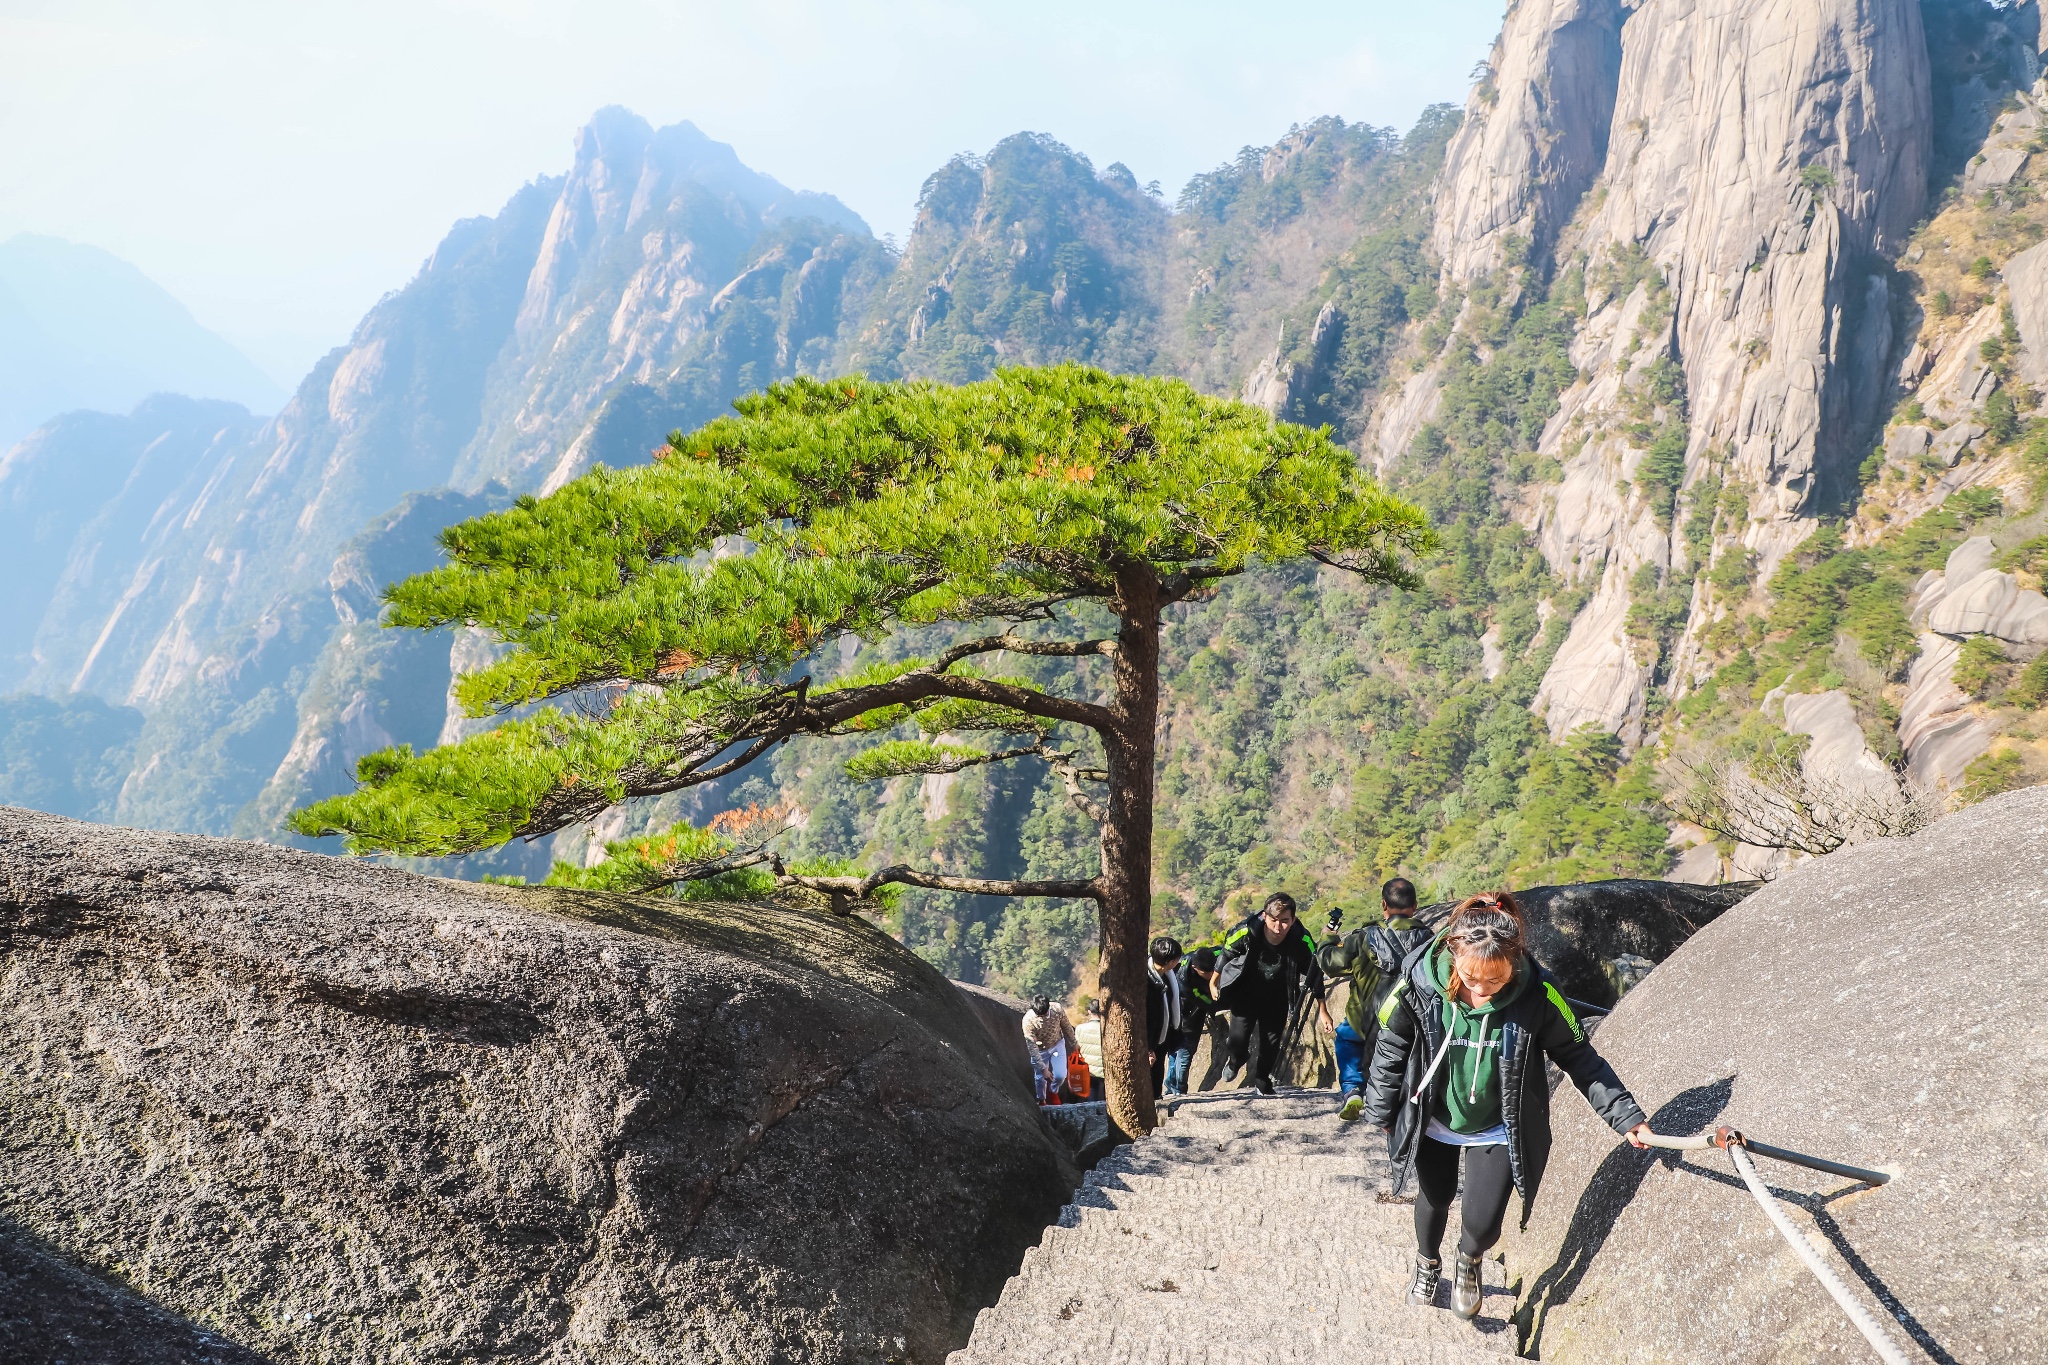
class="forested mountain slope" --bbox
[7,0,2048,999]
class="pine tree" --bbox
[290,363,1433,1134]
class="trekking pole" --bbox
[1637,1126,1906,1364]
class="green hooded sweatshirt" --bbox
[1426,937,1530,1135]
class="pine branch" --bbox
[1159,565,1242,605]
[1038,746,1109,824]
[776,858,1101,903]
[802,665,1115,735]
[934,633,1119,664]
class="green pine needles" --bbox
[289,363,1433,1132]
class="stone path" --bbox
[950,1088,1523,1364]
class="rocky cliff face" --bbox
[0,113,874,840]
[0,807,1072,1364]
[1399,0,1934,744]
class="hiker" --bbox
[1215,892,1332,1096]
[1144,936,1184,1100]
[1363,890,1651,1321]
[1074,997,1105,1077]
[1167,945,1221,1094]
[1022,995,1076,1105]
[1317,877,1434,1122]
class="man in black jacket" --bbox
[1215,892,1330,1095]
[1166,944,1219,1095]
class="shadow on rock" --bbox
[1515,1077,1735,1356]
[0,1220,273,1365]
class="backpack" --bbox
[1359,921,1433,1021]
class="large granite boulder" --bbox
[0,808,1075,1364]
[1423,878,1760,1009]
[1507,786,2048,1363]
[950,980,1034,1098]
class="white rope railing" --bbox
[1638,1126,1909,1365]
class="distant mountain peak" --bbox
[569,106,869,239]
[0,234,284,451]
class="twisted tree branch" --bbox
[774,857,1101,904]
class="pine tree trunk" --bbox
[1098,564,1161,1137]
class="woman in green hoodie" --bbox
[1361,891,1652,1320]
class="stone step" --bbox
[949,1087,1521,1362]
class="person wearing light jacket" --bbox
[1021,995,1076,1104]
[1362,890,1652,1320]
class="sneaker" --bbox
[1449,1251,1483,1320]
[1339,1094,1365,1122]
[1405,1254,1441,1307]
[1221,1062,1241,1084]
[1255,1077,1276,1096]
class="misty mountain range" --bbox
[0,105,1431,864]
[0,233,282,452]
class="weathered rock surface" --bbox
[1507,784,2048,1363]
[953,979,1036,1098]
[1780,689,1900,799]
[2006,232,2048,386]
[1432,0,1626,284]
[1915,535,2048,646]
[1037,1102,1127,1171]
[0,809,1074,1364]
[1899,631,1993,787]
[1405,0,1937,749]
[1426,878,1759,1009]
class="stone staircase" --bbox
[950,1088,1524,1364]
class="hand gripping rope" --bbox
[1637,1126,1909,1365]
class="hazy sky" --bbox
[0,1,1504,388]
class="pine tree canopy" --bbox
[289,364,1434,864]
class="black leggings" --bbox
[1224,1005,1287,1083]
[1413,1136,1515,1260]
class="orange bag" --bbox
[1065,1047,1092,1100]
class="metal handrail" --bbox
[1636,1125,1891,1187]
[1639,1126,1906,1364]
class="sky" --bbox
[0,0,1505,390]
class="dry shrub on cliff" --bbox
[1667,746,1943,859]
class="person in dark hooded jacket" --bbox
[1215,892,1331,1095]
[1362,890,1651,1320]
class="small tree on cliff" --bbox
[290,364,1433,1134]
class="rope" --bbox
[1724,1142,1911,1365]
[1636,1128,1910,1364]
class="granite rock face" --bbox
[1507,784,2048,1363]
[952,979,1036,1098]
[0,808,1073,1364]
[1409,0,1935,747]
[1432,0,1626,284]
[1463,877,1760,1008]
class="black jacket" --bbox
[1216,914,1324,1016]
[1317,916,1433,1036]
[1361,936,1647,1221]
[1145,964,1183,1048]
